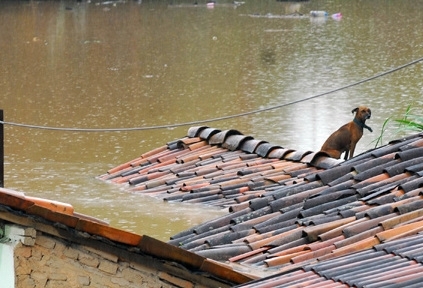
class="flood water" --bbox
[1,0,422,241]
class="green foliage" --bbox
[373,116,391,148]
[395,105,423,131]
[374,105,423,148]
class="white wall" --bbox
[0,242,16,288]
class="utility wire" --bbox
[1,56,422,133]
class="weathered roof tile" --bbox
[209,129,242,145]
[254,142,282,158]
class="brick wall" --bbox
[14,231,186,288]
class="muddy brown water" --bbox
[1,0,422,241]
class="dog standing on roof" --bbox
[320,106,372,160]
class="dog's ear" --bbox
[351,107,359,114]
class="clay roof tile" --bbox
[209,129,243,145]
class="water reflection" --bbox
[0,0,423,241]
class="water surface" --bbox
[1,0,422,241]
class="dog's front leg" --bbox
[343,150,349,161]
[348,144,357,160]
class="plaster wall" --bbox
[0,242,15,288]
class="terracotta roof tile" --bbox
[247,232,423,288]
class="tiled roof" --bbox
[0,187,252,286]
[236,233,423,288]
[101,126,423,284]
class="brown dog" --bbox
[320,106,372,160]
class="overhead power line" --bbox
[1,56,422,132]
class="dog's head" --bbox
[352,106,371,122]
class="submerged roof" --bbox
[101,126,423,285]
[99,126,341,206]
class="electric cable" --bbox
[1,56,422,132]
